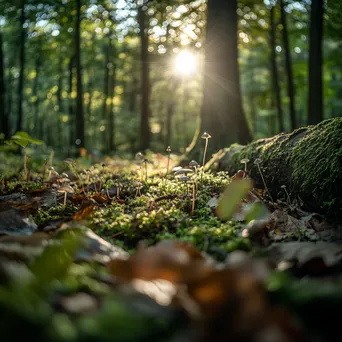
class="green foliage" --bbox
[5,132,44,148]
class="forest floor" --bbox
[1,150,342,342]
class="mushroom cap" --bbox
[240,158,250,164]
[172,166,183,172]
[48,166,55,171]
[135,152,144,160]
[189,160,199,168]
[254,158,262,165]
[175,168,193,176]
[61,172,69,178]
[166,146,172,153]
[178,175,190,182]
[201,132,212,139]
[58,185,74,193]
[281,185,287,189]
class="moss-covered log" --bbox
[210,118,342,218]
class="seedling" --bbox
[135,182,143,197]
[5,131,43,181]
[254,158,273,202]
[201,132,212,168]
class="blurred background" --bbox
[0,0,339,156]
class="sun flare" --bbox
[174,50,197,76]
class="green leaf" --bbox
[7,131,44,148]
[216,178,252,221]
[244,201,270,222]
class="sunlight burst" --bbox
[174,50,197,76]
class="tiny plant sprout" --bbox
[240,158,250,177]
[58,184,74,207]
[166,146,172,175]
[254,158,273,202]
[201,132,212,168]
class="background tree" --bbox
[200,0,251,153]
[308,0,324,125]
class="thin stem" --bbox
[145,162,147,182]
[257,164,274,202]
[191,181,195,216]
[166,154,170,175]
[23,150,27,181]
[202,138,208,167]
[63,192,67,207]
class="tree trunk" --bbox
[108,61,116,152]
[215,118,342,218]
[0,32,9,138]
[200,0,252,154]
[16,0,26,132]
[32,54,41,138]
[270,5,284,132]
[137,6,151,151]
[308,0,324,125]
[101,41,110,151]
[75,0,84,148]
[68,56,74,147]
[280,0,296,130]
[56,57,63,145]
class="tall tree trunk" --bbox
[108,61,116,152]
[56,57,63,145]
[0,32,9,138]
[200,0,251,153]
[137,6,151,150]
[280,0,296,130]
[270,5,284,132]
[32,54,41,137]
[308,0,324,125]
[75,0,84,148]
[68,56,74,147]
[16,0,26,132]
[101,41,110,151]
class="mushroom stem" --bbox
[191,181,195,216]
[202,138,209,168]
[63,191,67,207]
[145,162,148,183]
[167,153,170,175]
[256,163,273,202]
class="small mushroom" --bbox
[240,158,250,177]
[58,184,74,207]
[254,158,273,202]
[189,160,199,197]
[178,175,190,195]
[201,132,212,167]
[135,181,143,197]
[174,168,194,176]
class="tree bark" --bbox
[68,55,74,147]
[16,0,26,132]
[308,0,324,125]
[108,60,116,152]
[137,6,151,151]
[270,5,284,132]
[32,54,41,138]
[215,118,342,218]
[75,0,85,148]
[0,32,9,138]
[200,0,252,153]
[280,0,296,131]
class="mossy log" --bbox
[210,118,342,218]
